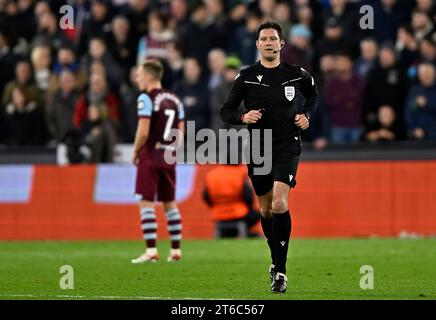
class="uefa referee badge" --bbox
[284,86,295,101]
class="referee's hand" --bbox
[242,110,262,124]
[295,114,309,130]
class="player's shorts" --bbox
[247,136,301,196]
[135,149,176,202]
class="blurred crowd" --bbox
[0,0,436,162]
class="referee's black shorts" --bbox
[247,136,302,196]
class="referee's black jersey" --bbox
[220,60,319,144]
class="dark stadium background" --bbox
[0,0,435,301]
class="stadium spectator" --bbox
[204,0,232,50]
[164,41,184,88]
[209,56,243,133]
[107,15,136,80]
[172,57,209,131]
[363,44,409,128]
[418,36,436,65]
[416,0,436,18]
[118,0,150,47]
[411,9,436,42]
[47,70,80,143]
[77,0,112,57]
[203,163,260,238]
[2,60,43,110]
[73,73,120,129]
[30,44,57,101]
[259,0,276,19]
[315,17,350,68]
[272,1,292,40]
[301,54,334,150]
[80,36,123,91]
[405,63,436,140]
[227,10,260,66]
[3,87,47,145]
[324,53,364,144]
[137,10,174,64]
[282,24,312,72]
[33,9,70,51]
[207,48,226,91]
[322,0,359,47]
[52,45,86,91]
[80,103,117,163]
[0,29,17,97]
[178,3,215,66]
[395,25,419,72]
[365,105,406,142]
[372,0,403,44]
[168,0,189,32]
[118,67,140,143]
[354,38,378,79]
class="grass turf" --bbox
[0,239,435,300]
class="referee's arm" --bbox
[220,73,245,124]
[300,69,319,120]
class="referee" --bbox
[220,20,318,293]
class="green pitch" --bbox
[0,239,435,300]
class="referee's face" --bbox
[256,28,283,62]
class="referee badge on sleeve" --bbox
[284,86,295,101]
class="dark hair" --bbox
[141,58,164,81]
[256,19,284,40]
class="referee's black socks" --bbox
[260,215,275,265]
[272,211,291,274]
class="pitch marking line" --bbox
[0,294,233,300]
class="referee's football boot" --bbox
[271,272,287,293]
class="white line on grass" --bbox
[0,294,233,300]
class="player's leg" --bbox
[257,189,275,280]
[132,156,159,263]
[158,165,182,262]
[270,181,291,292]
[163,201,182,262]
[131,200,160,263]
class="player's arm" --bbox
[132,93,153,165]
[176,100,185,150]
[299,68,319,120]
[132,118,150,165]
[220,71,262,124]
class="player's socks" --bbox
[261,215,275,264]
[272,211,291,274]
[140,207,157,248]
[165,208,182,249]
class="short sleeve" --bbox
[178,100,185,120]
[137,93,153,118]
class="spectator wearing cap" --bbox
[405,63,436,140]
[324,53,364,144]
[282,24,313,72]
[363,43,409,128]
[209,56,243,133]
[315,17,350,67]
